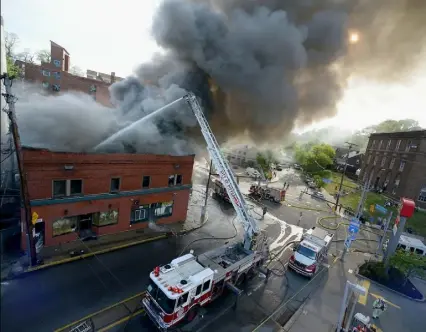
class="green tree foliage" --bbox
[294,143,334,187]
[6,56,21,77]
[256,150,278,180]
[389,250,426,285]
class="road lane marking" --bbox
[370,293,401,309]
[98,309,145,332]
[357,280,370,305]
[54,291,146,332]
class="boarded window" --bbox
[52,216,77,236]
[93,210,119,227]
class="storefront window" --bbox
[153,201,173,218]
[52,216,77,237]
[93,210,119,227]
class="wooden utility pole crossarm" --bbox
[1,74,38,266]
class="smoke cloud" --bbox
[16,0,426,155]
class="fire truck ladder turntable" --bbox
[183,93,261,251]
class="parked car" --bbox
[293,163,302,170]
[312,191,325,200]
[308,181,317,189]
[275,165,283,171]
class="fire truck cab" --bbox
[143,253,214,330]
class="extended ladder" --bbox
[183,93,259,250]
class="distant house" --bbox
[335,151,364,177]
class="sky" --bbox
[2,0,426,133]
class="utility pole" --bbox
[334,142,358,211]
[377,211,393,257]
[1,73,37,266]
[200,159,213,223]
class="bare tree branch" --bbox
[16,50,36,64]
[5,32,19,58]
[36,49,51,64]
[69,66,85,77]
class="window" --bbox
[53,59,61,67]
[130,205,149,224]
[178,293,189,306]
[152,201,173,218]
[110,178,120,192]
[389,158,395,169]
[386,140,391,150]
[378,140,383,149]
[418,188,426,202]
[42,82,49,89]
[399,160,406,172]
[168,175,176,186]
[415,248,424,255]
[42,70,50,76]
[380,157,386,167]
[195,284,202,296]
[405,140,412,152]
[202,280,211,292]
[53,180,66,197]
[168,174,182,186]
[93,210,119,226]
[371,140,376,149]
[367,155,372,164]
[373,156,378,166]
[395,139,401,150]
[52,84,60,92]
[53,71,61,79]
[142,176,151,189]
[52,216,77,236]
[53,179,83,197]
[70,179,82,195]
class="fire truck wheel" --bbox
[186,306,198,322]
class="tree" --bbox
[294,143,334,187]
[389,250,426,285]
[6,57,21,77]
[69,66,85,77]
[256,150,278,180]
[4,32,19,58]
[16,50,35,64]
[36,49,51,63]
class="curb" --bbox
[3,217,209,280]
[356,272,426,303]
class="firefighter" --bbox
[262,206,267,219]
[372,298,387,319]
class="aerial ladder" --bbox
[183,93,260,250]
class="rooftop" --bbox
[400,234,426,250]
[370,130,426,139]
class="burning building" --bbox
[21,147,194,249]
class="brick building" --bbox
[21,147,194,249]
[15,41,123,107]
[359,130,426,209]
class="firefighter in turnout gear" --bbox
[372,298,387,319]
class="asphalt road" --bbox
[1,164,369,332]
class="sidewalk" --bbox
[1,195,207,280]
[283,252,373,332]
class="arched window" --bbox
[418,187,426,202]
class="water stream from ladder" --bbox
[92,97,184,151]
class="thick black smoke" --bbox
[17,0,426,155]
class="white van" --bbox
[383,234,426,256]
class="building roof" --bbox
[370,129,426,139]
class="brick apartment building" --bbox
[21,147,194,249]
[15,41,123,107]
[359,130,426,209]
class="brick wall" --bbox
[23,148,195,200]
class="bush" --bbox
[359,261,388,283]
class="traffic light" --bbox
[370,204,375,213]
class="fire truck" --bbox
[211,177,231,203]
[142,93,269,331]
[248,184,286,203]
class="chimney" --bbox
[111,72,116,84]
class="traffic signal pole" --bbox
[1,73,38,266]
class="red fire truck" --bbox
[142,93,269,330]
